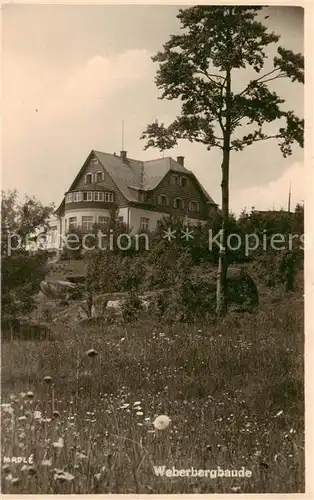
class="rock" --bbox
[193,266,259,309]
[40,280,77,300]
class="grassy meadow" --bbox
[1,285,304,494]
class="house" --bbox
[48,149,218,245]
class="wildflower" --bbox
[34,410,42,420]
[3,464,10,474]
[54,471,75,482]
[75,451,87,460]
[133,401,141,406]
[53,410,60,419]
[44,376,53,384]
[119,403,130,409]
[2,404,13,416]
[11,477,20,486]
[136,411,144,416]
[153,414,171,430]
[86,349,98,358]
[26,391,34,399]
[275,410,283,417]
[231,486,241,492]
[18,415,27,421]
[42,459,52,466]
[53,437,64,449]
[94,473,101,481]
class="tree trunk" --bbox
[216,69,231,317]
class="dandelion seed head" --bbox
[44,376,53,384]
[26,391,34,399]
[153,414,171,430]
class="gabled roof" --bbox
[93,151,217,205]
[56,150,217,214]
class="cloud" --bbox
[63,50,154,104]
[230,162,305,215]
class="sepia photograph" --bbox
[1,3,307,495]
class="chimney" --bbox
[120,150,127,162]
[177,156,184,166]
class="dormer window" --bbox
[139,191,146,202]
[173,197,184,209]
[91,157,99,166]
[86,173,92,184]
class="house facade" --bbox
[48,149,218,247]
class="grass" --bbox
[1,289,304,494]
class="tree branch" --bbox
[237,68,281,97]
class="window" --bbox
[140,217,149,231]
[98,216,110,224]
[93,192,99,201]
[181,177,188,187]
[98,192,104,201]
[104,192,114,202]
[69,217,77,229]
[83,192,93,201]
[170,175,178,185]
[139,191,146,202]
[65,193,73,203]
[91,157,99,166]
[157,194,169,207]
[73,192,81,202]
[173,198,184,209]
[50,226,58,244]
[86,173,92,184]
[96,171,103,183]
[189,201,200,213]
[82,216,94,231]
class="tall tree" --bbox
[140,6,304,316]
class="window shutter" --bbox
[181,200,185,209]
[166,197,170,206]
[157,195,161,205]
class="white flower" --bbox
[275,410,283,417]
[54,471,74,482]
[153,414,171,430]
[41,459,52,466]
[18,415,27,421]
[34,411,42,420]
[52,437,64,448]
[136,411,144,416]
[26,391,34,399]
[133,401,141,406]
[119,403,130,409]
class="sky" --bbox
[2,5,305,215]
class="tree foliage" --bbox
[1,190,53,328]
[141,6,304,315]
